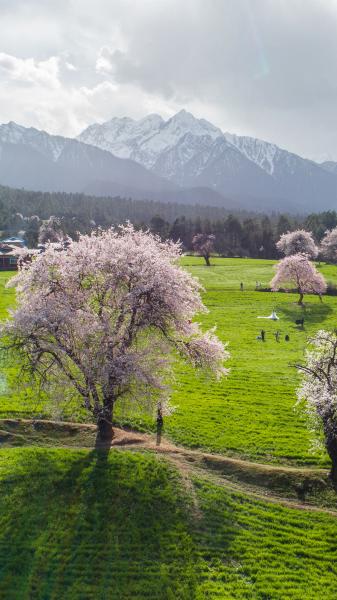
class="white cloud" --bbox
[65,61,77,72]
[1,1,337,159]
[0,52,60,88]
[95,47,114,75]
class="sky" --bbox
[1,0,337,161]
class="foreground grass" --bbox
[0,448,336,599]
[1,260,337,465]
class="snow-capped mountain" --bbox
[224,133,279,176]
[78,110,275,206]
[0,121,181,200]
[0,122,66,161]
[1,113,337,212]
[0,121,231,207]
[78,110,337,211]
[78,110,224,176]
[321,161,337,175]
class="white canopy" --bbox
[257,311,279,320]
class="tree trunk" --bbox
[326,434,337,488]
[298,292,304,306]
[96,397,114,446]
[204,255,211,266]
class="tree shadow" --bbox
[0,448,203,599]
[280,302,333,326]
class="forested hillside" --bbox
[1,185,336,257]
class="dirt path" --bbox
[1,418,336,514]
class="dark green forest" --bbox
[0,185,336,258]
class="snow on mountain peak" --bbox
[138,113,164,127]
[0,121,27,144]
[1,113,336,212]
[77,110,223,167]
[0,121,66,161]
[166,109,222,138]
[225,132,278,175]
[76,109,328,198]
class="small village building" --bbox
[0,237,26,271]
[0,244,19,270]
[1,236,26,248]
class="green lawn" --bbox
[1,260,337,465]
[0,272,49,419]
[0,448,336,600]
[1,263,337,600]
[165,258,337,465]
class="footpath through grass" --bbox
[0,448,336,600]
[1,260,337,465]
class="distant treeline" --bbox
[0,185,336,258]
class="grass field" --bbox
[167,258,337,466]
[1,261,337,599]
[0,447,336,600]
[1,259,337,465]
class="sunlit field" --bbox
[166,258,337,466]
[0,448,336,600]
[1,259,337,465]
[1,261,337,599]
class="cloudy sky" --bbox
[1,0,337,161]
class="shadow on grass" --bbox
[280,302,333,326]
[0,448,212,599]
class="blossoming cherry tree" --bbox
[271,253,326,305]
[2,225,229,443]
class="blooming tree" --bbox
[38,216,65,245]
[192,233,215,266]
[296,330,337,485]
[276,229,318,259]
[1,225,229,442]
[320,227,337,264]
[271,253,326,305]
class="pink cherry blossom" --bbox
[320,227,337,264]
[296,330,337,485]
[2,224,229,441]
[192,233,215,266]
[271,253,326,305]
[276,229,318,259]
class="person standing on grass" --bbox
[274,331,280,342]
[261,329,265,341]
[156,404,164,446]
[240,282,244,291]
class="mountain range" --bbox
[1,111,337,212]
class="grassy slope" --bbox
[1,260,337,465]
[1,264,337,599]
[166,258,337,465]
[0,448,336,600]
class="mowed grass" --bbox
[166,258,337,466]
[0,272,49,419]
[1,260,337,465]
[0,448,336,600]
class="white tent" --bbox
[257,310,279,321]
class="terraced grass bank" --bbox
[0,448,337,600]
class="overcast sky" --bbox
[1,0,337,161]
